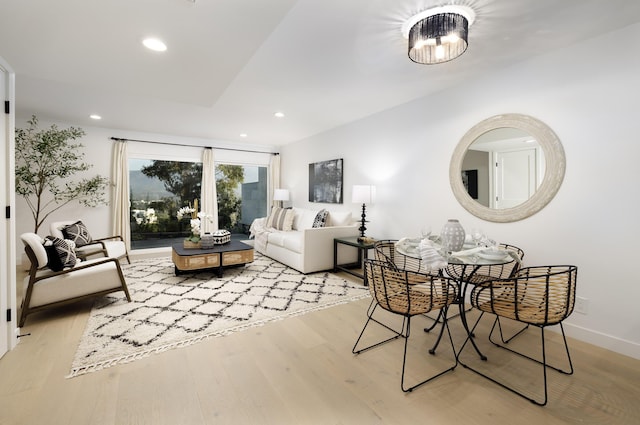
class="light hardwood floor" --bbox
[1,269,639,425]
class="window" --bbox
[129,158,268,250]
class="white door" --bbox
[494,148,538,209]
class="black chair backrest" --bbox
[364,259,456,317]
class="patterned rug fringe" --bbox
[67,291,369,378]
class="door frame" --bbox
[0,56,17,357]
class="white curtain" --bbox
[269,154,281,209]
[112,141,131,249]
[201,147,218,232]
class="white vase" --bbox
[441,219,465,253]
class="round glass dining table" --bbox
[395,239,515,361]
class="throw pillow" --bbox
[62,220,93,247]
[266,207,294,231]
[44,236,77,271]
[312,209,329,228]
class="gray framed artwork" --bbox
[309,158,343,203]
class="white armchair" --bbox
[19,232,132,327]
[50,220,130,263]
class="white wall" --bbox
[14,122,276,258]
[14,122,113,255]
[281,23,640,359]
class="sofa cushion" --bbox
[293,208,317,230]
[266,207,294,231]
[267,230,303,254]
[329,211,352,226]
[44,236,77,271]
[61,220,93,247]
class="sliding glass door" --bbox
[129,158,267,250]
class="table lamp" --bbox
[273,189,290,208]
[352,185,375,238]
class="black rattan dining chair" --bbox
[458,265,578,406]
[374,240,448,332]
[373,239,440,274]
[352,259,458,392]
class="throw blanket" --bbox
[249,217,268,253]
[418,239,448,271]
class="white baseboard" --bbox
[564,322,640,360]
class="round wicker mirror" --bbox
[450,114,565,222]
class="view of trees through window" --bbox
[129,158,267,249]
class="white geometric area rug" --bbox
[68,253,369,378]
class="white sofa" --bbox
[250,207,359,274]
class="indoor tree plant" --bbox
[15,115,110,233]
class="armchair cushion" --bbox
[43,236,77,271]
[61,220,93,247]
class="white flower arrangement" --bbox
[177,201,212,242]
[189,212,213,238]
[177,206,196,221]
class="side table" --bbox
[333,236,376,285]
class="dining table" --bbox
[394,237,517,361]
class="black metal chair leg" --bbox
[428,306,453,355]
[352,303,407,354]
[401,316,457,392]
[494,316,530,344]
[489,322,574,375]
[459,314,574,406]
[423,310,443,332]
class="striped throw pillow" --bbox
[266,207,294,231]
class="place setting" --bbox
[395,220,519,270]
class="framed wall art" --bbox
[308,158,343,203]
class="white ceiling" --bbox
[2,0,640,147]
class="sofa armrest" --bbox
[300,225,359,272]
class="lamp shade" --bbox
[273,189,290,201]
[352,185,375,204]
[403,6,475,65]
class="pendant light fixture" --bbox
[402,5,476,65]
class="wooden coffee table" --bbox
[172,240,254,276]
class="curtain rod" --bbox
[110,137,279,155]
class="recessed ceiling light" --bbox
[143,38,167,52]
[89,114,102,120]
[239,133,248,138]
[274,112,285,118]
